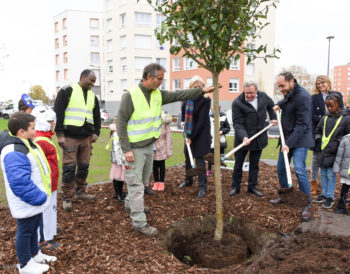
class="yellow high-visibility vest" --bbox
[321,116,343,150]
[127,86,162,143]
[64,83,95,127]
[35,136,60,161]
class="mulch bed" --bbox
[0,162,346,273]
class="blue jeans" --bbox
[277,147,311,203]
[320,167,336,200]
[16,213,42,266]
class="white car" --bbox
[100,109,110,122]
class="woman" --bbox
[310,75,343,195]
[178,76,211,198]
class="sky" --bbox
[0,0,349,101]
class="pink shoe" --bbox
[206,170,211,176]
[158,182,165,191]
[152,182,159,191]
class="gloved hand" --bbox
[314,138,321,153]
[58,136,66,149]
[91,134,98,143]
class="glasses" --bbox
[316,81,326,86]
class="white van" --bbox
[2,103,18,119]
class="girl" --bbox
[313,94,350,208]
[152,111,173,191]
[107,118,126,202]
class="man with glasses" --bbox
[117,63,219,237]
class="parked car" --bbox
[100,109,110,122]
[2,103,18,119]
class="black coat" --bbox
[209,112,230,148]
[231,91,276,150]
[181,96,211,157]
[277,80,314,149]
[315,113,350,168]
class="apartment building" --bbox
[53,10,104,104]
[332,63,350,106]
[103,0,170,115]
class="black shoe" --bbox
[144,187,154,195]
[114,194,125,203]
[121,192,127,199]
[313,194,326,204]
[198,188,206,198]
[322,197,334,209]
[229,188,240,196]
[248,188,264,197]
[335,207,347,214]
[178,181,193,188]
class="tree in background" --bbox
[141,0,279,240]
[29,85,49,104]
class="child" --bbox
[208,105,230,176]
[152,111,173,191]
[32,106,61,250]
[108,119,126,202]
[18,93,35,113]
[0,112,56,274]
[313,94,350,209]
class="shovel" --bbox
[184,133,206,177]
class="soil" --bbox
[0,162,348,273]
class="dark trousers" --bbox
[153,160,165,182]
[184,147,207,189]
[16,213,42,266]
[232,149,262,190]
[208,147,225,170]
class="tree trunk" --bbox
[212,71,223,241]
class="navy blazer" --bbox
[277,80,314,149]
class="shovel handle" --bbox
[276,110,292,188]
[222,124,273,161]
[184,133,195,168]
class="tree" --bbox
[141,0,279,240]
[29,85,49,104]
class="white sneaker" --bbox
[33,250,57,263]
[17,258,49,274]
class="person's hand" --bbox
[243,137,250,146]
[281,145,289,153]
[219,130,223,135]
[91,134,98,143]
[186,138,192,145]
[273,105,280,113]
[270,120,277,126]
[202,84,223,94]
[58,136,66,149]
[124,151,134,162]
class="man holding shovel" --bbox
[270,72,314,222]
[117,63,219,237]
[229,81,277,198]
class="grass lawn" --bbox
[0,123,312,205]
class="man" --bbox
[117,63,218,237]
[54,69,101,211]
[230,81,277,198]
[270,72,314,222]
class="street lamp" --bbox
[326,35,335,77]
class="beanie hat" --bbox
[32,106,56,132]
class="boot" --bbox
[310,180,318,195]
[112,180,119,198]
[113,180,125,202]
[335,184,349,214]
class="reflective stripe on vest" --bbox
[105,135,119,150]
[127,86,162,143]
[321,116,343,150]
[64,83,95,126]
[21,138,52,196]
[35,136,60,161]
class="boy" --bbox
[0,112,56,274]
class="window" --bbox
[90,36,99,47]
[135,57,152,70]
[229,78,239,93]
[62,18,67,29]
[120,57,127,71]
[156,14,165,27]
[55,54,59,65]
[172,57,180,71]
[106,18,112,32]
[63,52,68,64]
[184,78,191,89]
[156,39,165,50]
[229,56,240,70]
[107,39,113,52]
[156,58,166,68]
[63,35,67,47]
[92,69,100,85]
[207,77,212,86]
[54,22,58,33]
[121,79,128,92]
[90,18,99,30]
[120,35,127,49]
[91,52,100,65]
[106,0,112,9]
[107,60,113,72]
[246,43,255,56]
[134,35,152,49]
[172,79,181,91]
[246,63,254,75]
[183,56,198,70]
[120,13,126,28]
[56,70,60,81]
[64,69,68,80]
[107,80,113,93]
[135,12,151,26]
[55,38,59,49]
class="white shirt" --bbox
[246,96,258,110]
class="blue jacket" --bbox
[0,130,49,219]
[277,80,314,149]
